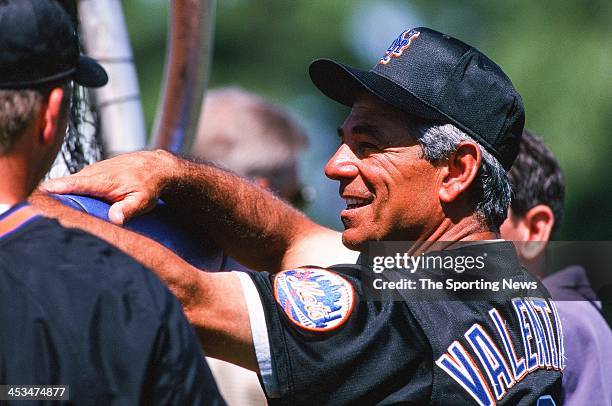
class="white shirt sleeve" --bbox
[234,271,280,398]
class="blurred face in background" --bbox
[500,205,554,274]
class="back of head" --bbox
[0,0,107,184]
[508,129,565,234]
[0,88,49,154]
[194,87,307,196]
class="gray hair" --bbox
[0,89,44,154]
[0,82,71,156]
[410,122,511,230]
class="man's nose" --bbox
[325,144,359,180]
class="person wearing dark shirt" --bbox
[0,1,222,404]
[501,129,612,405]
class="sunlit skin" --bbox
[325,93,497,251]
[325,93,444,250]
[500,206,555,277]
[0,86,69,205]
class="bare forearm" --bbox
[40,150,348,272]
[161,157,317,271]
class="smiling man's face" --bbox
[325,93,444,250]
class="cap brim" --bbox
[309,58,446,122]
[74,55,108,88]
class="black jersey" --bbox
[248,241,563,405]
[0,203,224,405]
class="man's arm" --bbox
[161,156,356,270]
[41,150,355,271]
[30,192,257,371]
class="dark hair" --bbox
[508,129,565,233]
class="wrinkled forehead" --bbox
[351,92,404,118]
[340,92,420,144]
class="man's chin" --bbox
[341,229,369,252]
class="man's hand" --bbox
[41,150,178,225]
[40,149,353,272]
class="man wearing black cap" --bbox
[42,27,563,404]
[0,1,223,404]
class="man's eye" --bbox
[358,142,379,154]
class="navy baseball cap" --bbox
[309,27,524,170]
[0,0,108,89]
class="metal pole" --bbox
[150,0,216,155]
[78,0,147,156]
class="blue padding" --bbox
[52,194,111,221]
[52,194,224,271]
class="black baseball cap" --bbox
[0,0,108,89]
[309,27,524,170]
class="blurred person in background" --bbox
[500,129,612,405]
[0,1,222,404]
[193,87,311,405]
[194,87,309,208]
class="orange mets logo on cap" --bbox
[379,29,420,65]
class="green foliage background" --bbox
[123,0,612,239]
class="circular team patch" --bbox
[274,268,355,332]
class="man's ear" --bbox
[438,141,481,203]
[39,87,66,146]
[515,204,555,260]
[523,204,555,242]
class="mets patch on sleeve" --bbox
[273,268,355,332]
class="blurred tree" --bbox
[122,0,612,238]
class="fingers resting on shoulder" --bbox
[39,150,179,224]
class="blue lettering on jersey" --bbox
[531,299,559,369]
[435,341,495,406]
[512,298,540,371]
[549,300,565,370]
[465,324,515,400]
[437,297,564,403]
[489,308,527,380]
[379,29,420,65]
[524,299,552,368]
[537,395,557,405]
